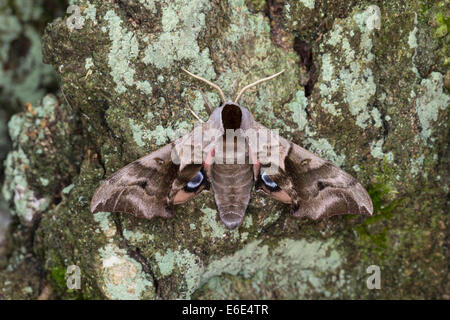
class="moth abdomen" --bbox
[210,164,254,229]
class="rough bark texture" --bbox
[0,0,448,299]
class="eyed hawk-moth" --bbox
[90,69,373,229]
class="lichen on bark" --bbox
[0,0,448,299]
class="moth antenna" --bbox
[196,88,213,115]
[182,68,226,103]
[185,98,205,123]
[234,70,285,103]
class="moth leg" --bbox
[247,143,260,180]
[203,148,215,178]
[196,88,213,115]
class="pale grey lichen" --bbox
[200,238,345,298]
[319,6,381,129]
[226,0,270,44]
[62,184,75,195]
[199,207,240,240]
[287,89,346,167]
[320,54,335,83]
[285,3,291,21]
[6,248,26,272]
[1,94,77,226]
[0,20,55,107]
[6,114,26,145]
[0,15,21,62]
[299,0,315,10]
[415,72,449,142]
[83,1,97,25]
[12,0,43,21]
[370,108,383,129]
[103,10,153,94]
[23,286,33,294]
[143,0,215,79]
[341,67,377,129]
[39,178,49,187]
[292,6,398,167]
[123,229,149,243]
[408,13,420,78]
[307,138,346,167]
[287,90,309,131]
[139,0,157,14]
[129,118,192,147]
[154,246,204,299]
[353,5,381,32]
[151,234,346,299]
[85,57,94,70]
[37,95,59,120]
[98,244,155,300]
[410,155,424,177]
[0,0,60,115]
[2,147,50,226]
[93,212,117,238]
[370,138,394,163]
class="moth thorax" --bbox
[215,133,248,165]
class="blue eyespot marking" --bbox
[261,172,279,190]
[186,171,204,191]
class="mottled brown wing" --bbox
[90,143,180,219]
[90,121,216,220]
[280,141,373,219]
[250,123,373,220]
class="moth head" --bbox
[221,104,242,130]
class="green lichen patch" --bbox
[143,0,215,78]
[97,243,155,300]
[0,0,66,115]
[317,7,379,130]
[103,9,152,95]
[195,238,347,299]
[282,0,359,43]
[414,72,449,142]
[2,94,82,225]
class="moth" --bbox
[91,69,373,229]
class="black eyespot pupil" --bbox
[317,181,327,190]
[261,172,279,190]
[139,181,147,189]
[186,171,204,191]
